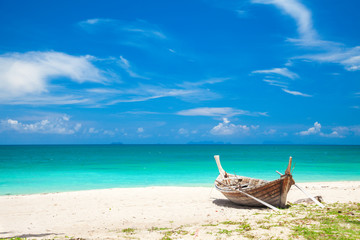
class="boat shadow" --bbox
[212,199,269,210]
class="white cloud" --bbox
[106,84,215,105]
[263,79,288,88]
[103,130,115,136]
[78,18,167,46]
[137,127,144,133]
[251,0,360,73]
[264,129,277,135]
[299,46,360,72]
[252,67,299,79]
[88,127,99,134]
[298,122,321,136]
[320,131,343,138]
[1,115,81,134]
[297,122,345,138]
[0,51,105,104]
[177,107,267,117]
[210,118,251,136]
[178,77,231,88]
[178,128,189,135]
[281,88,312,97]
[252,0,318,45]
[80,18,113,25]
[119,56,149,79]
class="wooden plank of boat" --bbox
[216,177,283,207]
[216,180,279,211]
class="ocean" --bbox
[1,144,359,195]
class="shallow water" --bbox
[0,144,359,195]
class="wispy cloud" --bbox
[298,46,360,72]
[178,77,231,88]
[252,0,360,72]
[0,51,216,106]
[252,0,318,46]
[281,88,312,97]
[263,79,288,88]
[252,67,299,79]
[78,18,167,50]
[177,107,267,117]
[79,18,166,39]
[118,56,150,79]
[105,84,207,105]
[252,67,311,97]
[1,115,81,134]
[0,51,106,105]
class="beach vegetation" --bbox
[175,229,189,235]
[220,220,242,225]
[148,227,171,231]
[290,202,360,240]
[161,230,173,240]
[121,228,136,234]
[237,221,252,232]
[161,237,172,240]
[0,238,25,240]
[217,228,233,235]
[259,224,272,229]
[202,223,218,226]
[243,233,256,239]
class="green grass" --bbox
[148,227,171,231]
[217,229,233,235]
[0,238,25,240]
[122,228,136,234]
[220,220,242,225]
[202,223,218,226]
[290,202,360,240]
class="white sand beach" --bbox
[1,181,359,239]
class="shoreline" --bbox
[2,180,360,198]
[1,181,359,239]
[3,180,360,197]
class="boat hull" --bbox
[215,175,294,208]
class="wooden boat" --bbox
[214,155,295,208]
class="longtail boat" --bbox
[214,155,295,208]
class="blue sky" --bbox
[0,0,360,144]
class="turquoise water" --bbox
[0,144,359,195]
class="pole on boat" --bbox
[214,155,226,179]
[275,170,325,208]
[215,180,280,211]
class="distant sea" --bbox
[1,144,360,195]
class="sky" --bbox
[0,0,359,144]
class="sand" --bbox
[0,181,359,239]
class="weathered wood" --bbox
[214,155,295,208]
[216,180,279,211]
[285,156,292,175]
[275,170,324,208]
